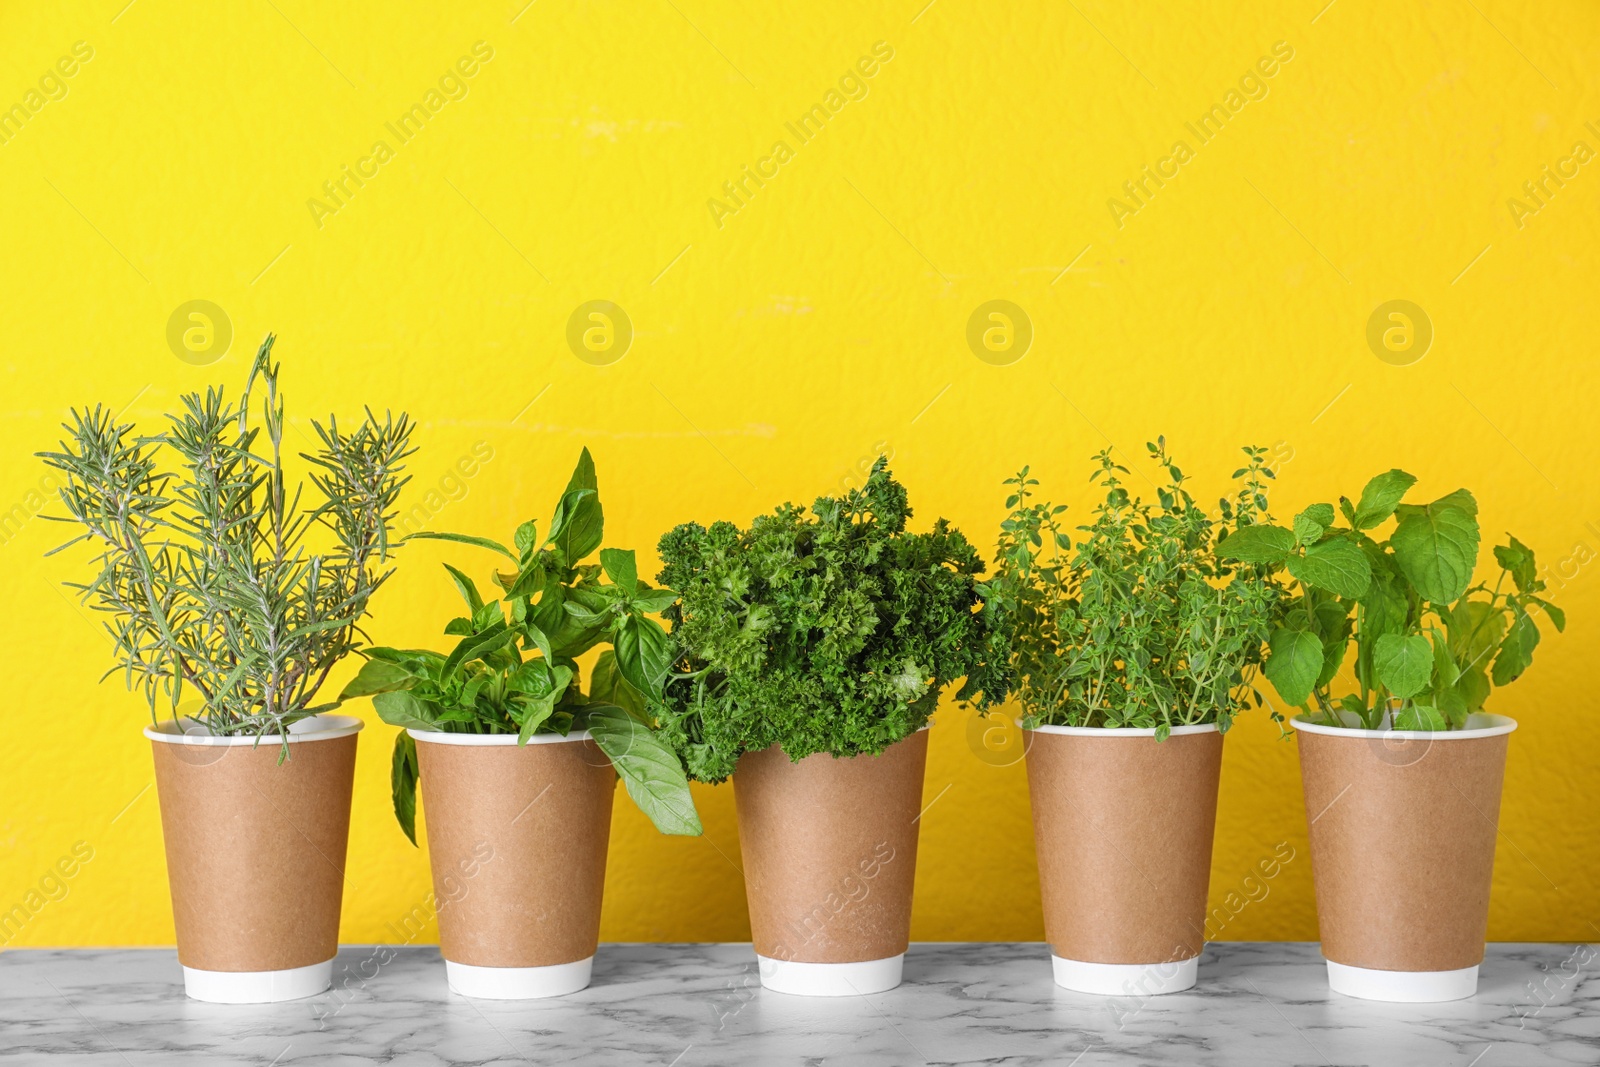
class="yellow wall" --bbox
[2,0,1596,949]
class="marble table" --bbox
[2,943,1594,1065]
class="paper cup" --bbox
[1025,723,1223,995]
[1293,712,1515,1002]
[733,729,928,996]
[409,729,615,999]
[146,714,361,1003]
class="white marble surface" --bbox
[1,942,1594,1066]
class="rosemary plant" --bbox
[39,335,416,740]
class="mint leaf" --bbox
[1293,511,1325,546]
[1264,627,1323,706]
[1351,469,1417,530]
[1391,504,1479,603]
[1393,703,1447,731]
[1218,524,1296,564]
[1286,537,1372,598]
[1373,632,1433,699]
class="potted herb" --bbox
[651,458,1007,996]
[39,336,413,1003]
[340,448,700,1000]
[985,442,1281,995]
[1219,470,1562,1001]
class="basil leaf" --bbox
[579,702,702,836]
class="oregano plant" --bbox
[1218,469,1563,730]
[39,335,415,743]
[341,448,700,841]
[984,441,1283,737]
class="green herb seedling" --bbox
[651,456,1009,783]
[341,448,701,841]
[40,335,415,749]
[985,441,1283,737]
[1217,469,1563,730]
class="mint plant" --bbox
[1218,469,1563,730]
[40,335,415,742]
[650,458,1009,783]
[985,441,1282,737]
[342,449,700,840]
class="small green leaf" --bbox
[1493,534,1538,594]
[1527,596,1566,633]
[579,702,702,836]
[523,620,554,665]
[630,587,678,614]
[1301,503,1336,527]
[1286,537,1372,598]
[1373,633,1433,699]
[390,733,419,846]
[600,547,639,595]
[1264,627,1323,706]
[591,649,647,720]
[1293,511,1325,546]
[1351,469,1417,530]
[514,520,538,559]
[405,530,517,561]
[613,614,673,698]
[1217,524,1296,564]
[441,563,483,612]
[340,657,419,700]
[1393,703,1447,731]
[373,689,437,732]
[1391,503,1480,604]
[516,694,557,744]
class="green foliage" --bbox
[342,448,700,841]
[1218,470,1563,730]
[651,457,1008,783]
[39,335,415,741]
[985,441,1284,737]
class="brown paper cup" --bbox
[733,728,928,996]
[146,714,361,1003]
[410,728,616,999]
[1025,723,1223,995]
[1294,712,1515,1002]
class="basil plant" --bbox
[342,449,699,840]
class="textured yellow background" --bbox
[1,0,1595,949]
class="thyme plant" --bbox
[39,335,415,740]
[985,441,1283,736]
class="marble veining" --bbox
[1,942,1594,1066]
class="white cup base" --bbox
[445,957,594,999]
[182,959,333,1003]
[1050,954,1199,996]
[756,953,904,996]
[1326,960,1479,1002]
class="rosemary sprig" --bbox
[39,334,416,740]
